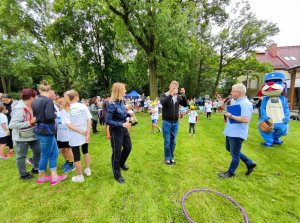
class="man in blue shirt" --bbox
[219,83,256,178]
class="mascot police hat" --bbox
[264,72,285,83]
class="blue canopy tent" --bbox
[125,90,141,99]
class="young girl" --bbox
[205,101,212,119]
[0,105,9,160]
[149,102,160,134]
[188,105,198,135]
[126,104,138,126]
[32,81,67,186]
[65,90,92,183]
[57,97,75,173]
[2,94,14,157]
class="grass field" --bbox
[0,111,299,223]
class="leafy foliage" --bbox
[0,0,278,98]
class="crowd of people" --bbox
[0,80,257,185]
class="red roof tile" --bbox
[256,45,300,70]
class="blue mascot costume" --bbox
[258,72,290,147]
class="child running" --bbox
[149,102,161,134]
[205,101,212,119]
[188,105,198,135]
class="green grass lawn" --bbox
[0,112,299,223]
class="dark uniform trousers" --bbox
[110,127,132,179]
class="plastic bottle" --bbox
[57,115,62,124]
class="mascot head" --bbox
[260,72,286,97]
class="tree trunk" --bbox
[7,78,11,93]
[211,50,224,98]
[1,77,7,93]
[197,59,203,97]
[148,57,158,100]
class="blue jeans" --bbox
[36,135,59,172]
[162,120,179,161]
[226,136,254,174]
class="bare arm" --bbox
[66,123,87,135]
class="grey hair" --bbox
[232,83,247,95]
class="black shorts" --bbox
[0,136,7,144]
[57,141,70,149]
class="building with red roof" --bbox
[255,44,300,109]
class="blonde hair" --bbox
[169,80,179,87]
[110,82,125,102]
[65,89,79,102]
[58,97,71,111]
[38,80,51,93]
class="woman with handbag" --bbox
[32,81,67,185]
[9,89,41,180]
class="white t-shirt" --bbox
[56,110,70,142]
[0,113,8,138]
[212,101,218,108]
[65,103,92,147]
[188,111,198,123]
[151,106,159,120]
[205,103,212,113]
[126,109,135,122]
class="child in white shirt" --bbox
[0,105,9,160]
[205,101,212,119]
[125,104,138,133]
[188,105,198,135]
[149,102,161,134]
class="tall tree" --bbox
[106,0,192,99]
[211,0,279,97]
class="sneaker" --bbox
[64,165,76,173]
[26,157,33,166]
[72,175,85,183]
[3,154,11,159]
[246,163,257,175]
[31,168,39,174]
[218,171,235,178]
[51,175,67,186]
[36,176,52,184]
[158,127,161,132]
[84,168,91,176]
[62,162,69,170]
[20,172,34,180]
[165,160,172,165]
[170,159,176,165]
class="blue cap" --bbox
[264,72,285,82]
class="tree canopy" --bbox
[0,0,278,99]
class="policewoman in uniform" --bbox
[105,83,132,184]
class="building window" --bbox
[284,56,297,61]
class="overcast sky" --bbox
[248,0,299,47]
